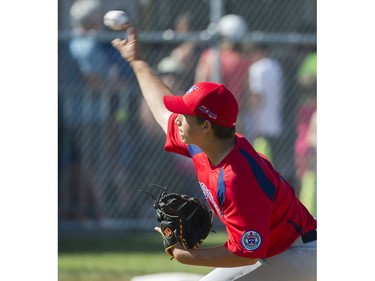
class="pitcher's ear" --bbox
[202,120,212,133]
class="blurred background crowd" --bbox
[58,0,317,233]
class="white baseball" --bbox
[103,10,131,31]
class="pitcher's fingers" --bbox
[126,24,137,42]
[111,38,127,48]
[111,38,120,47]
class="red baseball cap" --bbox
[163,82,238,128]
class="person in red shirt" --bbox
[112,24,317,281]
[195,14,252,134]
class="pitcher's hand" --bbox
[111,25,141,65]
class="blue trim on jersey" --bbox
[188,144,203,157]
[240,148,276,202]
[217,168,226,207]
[287,219,303,234]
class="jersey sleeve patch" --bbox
[241,230,262,251]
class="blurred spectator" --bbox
[58,158,105,221]
[59,0,136,221]
[58,44,105,221]
[307,109,317,151]
[243,43,284,174]
[294,49,317,200]
[174,11,191,34]
[157,56,185,94]
[297,51,317,94]
[69,0,134,100]
[166,11,203,91]
[298,109,317,217]
[194,14,252,132]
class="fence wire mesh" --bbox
[58,0,317,231]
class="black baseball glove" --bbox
[143,185,213,257]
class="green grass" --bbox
[59,230,228,281]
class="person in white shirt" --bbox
[244,43,284,172]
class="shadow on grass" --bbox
[59,230,165,253]
[59,230,227,254]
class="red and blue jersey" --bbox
[164,114,317,259]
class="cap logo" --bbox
[185,85,199,95]
[198,105,218,120]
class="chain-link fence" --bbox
[58,0,317,232]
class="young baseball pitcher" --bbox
[111,23,317,281]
